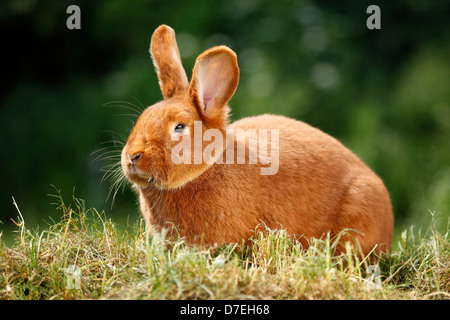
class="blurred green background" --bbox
[1,0,449,244]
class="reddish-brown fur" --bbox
[121,25,394,257]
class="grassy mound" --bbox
[1,192,448,300]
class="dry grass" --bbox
[1,191,448,300]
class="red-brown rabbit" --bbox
[121,25,394,256]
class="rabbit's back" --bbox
[228,114,393,254]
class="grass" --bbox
[0,191,449,300]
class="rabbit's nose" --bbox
[129,152,142,164]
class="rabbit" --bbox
[121,24,394,257]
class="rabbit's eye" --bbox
[174,123,185,133]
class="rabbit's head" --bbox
[121,25,239,189]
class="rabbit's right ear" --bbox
[189,46,239,123]
[150,25,189,99]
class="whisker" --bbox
[99,154,122,161]
[102,164,123,184]
[113,113,143,118]
[93,130,128,209]
[102,99,145,116]
[93,99,143,209]
[92,150,122,163]
[99,132,127,147]
[105,164,128,209]
[127,94,146,112]
[103,100,142,109]
[110,179,126,208]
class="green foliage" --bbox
[1,0,449,238]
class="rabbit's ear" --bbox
[189,46,239,120]
[150,25,189,99]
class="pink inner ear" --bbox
[198,59,225,112]
[202,93,213,111]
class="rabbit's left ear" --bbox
[189,46,239,120]
[150,25,189,99]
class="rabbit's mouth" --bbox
[125,167,169,190]
[126,171,151,187]
[121,162,151,186]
